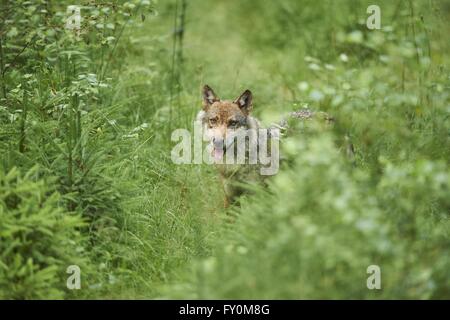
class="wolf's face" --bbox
[198,85,254,160]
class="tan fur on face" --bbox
[198,85,259,129]
[197,85,260,152]
[207,100,246,124]
[203,101,248,143]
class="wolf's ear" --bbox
[234,89,253,114]
[202,85,219,109]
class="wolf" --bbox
[195,84,348,207]
[196,85,271,207]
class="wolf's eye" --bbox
[228,120,238,127]
[208,118,218,127]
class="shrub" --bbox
[0,167,87,299]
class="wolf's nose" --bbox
[212,137,224,149]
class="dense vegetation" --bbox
[0,0,449,299]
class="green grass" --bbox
[0,0,449,299]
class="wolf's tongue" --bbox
[213,148,224,161]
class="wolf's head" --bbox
[197,85,258,161]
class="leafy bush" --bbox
[0,167,87,299]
